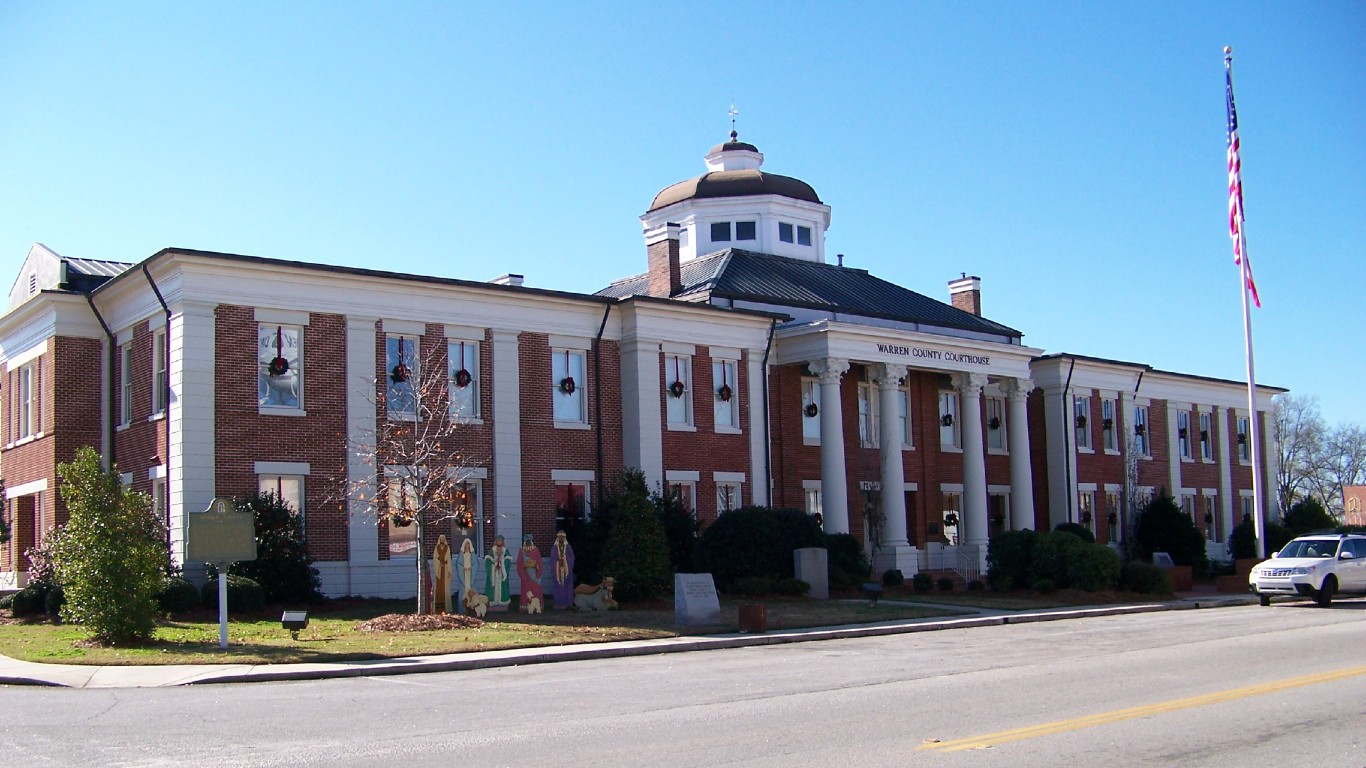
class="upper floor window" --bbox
[385,334,419,418]
[713,359,739,430]
[448,340,480,419]
[897,385,912,448]
[553,349,587,424]
[259,324,302,410]
[1101,398,1117,452]
[1199,412,1213,461]
[986,396,1007,451]
[1134,406,1150,457]
[1177,411,1192,460]
[1237,416,1251,462]
[665,354,693,427]
[15,362,36,440]
[939,391,960,450]
[1073,395,1092,451]
[119,344,133,426]
[711,221,731,242]
[778,222,813,246]
[152,328,167,414]
[858,382,878,447]
[734,221,756,241]
[801,378,820,441]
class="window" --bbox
[259,324,302,409]
[552,349,587,424]
[713,359,739,430]
[1237,416,1251,462]
[259,474,305,525]
[1202,494,1219,541]
[988,493,1009,537]
[711,222,731,242]
[1105,491,1122,544]
[1074,395,1092,451]
[448,340,480,419]
[897,386,912,448]
[858,382,878,447]
[1101,398,1117,452]
[804,487,823,528]
[16,362,36,439]
[939,391,960,450]
[152,478,167,523]
[152,328,166,414]
[717,482,741,513]
[986,396,1006,451]
[942,492,962,545]
[555,481,590,531]
[1078,491,1095,532]
[797,226,812,246]
[664,354,692,427]
[385,335,419,418]
[801,378,820,441]
[1199,412,1212,461]
[735,221,756,241]
[386,475,419,558]
[1178,411,1192,460]
[1240,495,1253,522]
[449,480,481,535]
[1134,406,1150,457]
[119,344,133,426]
[779,222,794,243]
[667,481,695,516]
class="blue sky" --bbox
[3,2,1362,425]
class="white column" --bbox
[345,316,380,571]
[746,348,769,507]
[1166,402,1183,498]
[1261,408,1279,522]
[1216,406,1234,534]
[810,358,850,534]
[1003,378,1036,531]
[873,363,909,548]
[954,372,989,546]
[491,329,523,553]
[620,338,663,489]
[169,302,217,566]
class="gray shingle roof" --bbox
[599,249,1021,339]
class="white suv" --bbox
[1249,534,1366,606]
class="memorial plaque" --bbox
[186,497,257,564]
[674,573,721,626]
[1153,552,1175,568]
[794,547,829,600]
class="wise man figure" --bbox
[485,534,512,609]
[550,530,575,609]
[432,534,453,614]
[516,534,544,613]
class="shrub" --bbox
[912,572,933,593]
[1066,544,1122,592]
[730,576,776,595]
[1134,494,1208,573]
[696,506,827,591]
[200,575,266,613]
[1283,497,1335,535]
[882,569,904,587]
[654,484,698,574]
[11,583,49,617]
[226,493,322,605]
[826,533,870,587]
[44,584,66,617]
[1053,522,1096,544]
[1266,523,1295,555]
[1227,517,1257,560]
[1119,562,1173,595]
[987,529,1036,591]
[1030,577,1056,593]
[51,447,169,644]
[156,576,201,614]
[773,578,811,597]
[936,577,954,592]
[967,580,985,592]
[1029,531,1087,589]
[25,540,60,587]
[0,593,13,610]
[601,470,673,602]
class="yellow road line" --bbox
[918,665,1366,753]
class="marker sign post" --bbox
[186,497,257,649]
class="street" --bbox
[3,600,1364,767]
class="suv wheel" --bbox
[1316,576,1337,607]
[1259,594,1271,607]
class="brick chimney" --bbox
[948,274,982,316]
[646,223,682,298]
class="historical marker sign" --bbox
[186,497,257,564]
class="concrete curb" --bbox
[0,596,1257,689]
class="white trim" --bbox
[6,339,46,368]
[988,484,1012,493]
[713,471,746,483]
[661,341,696,356]
[254,308,311,326]
[444,324,484,341]
[148,464,167,480]
[6,478,47,498]
[382,318,425,336]
[255,461,311,476]
[1104,483,1123,492]
[1201,488,1219,497]
[1077,482,1098,492]
[940,482,965,493]
[114,327,133,345]
[548,334,591,351]
[552,469,596,482]
[710,346,741,361]
[445,466,488,481]
[146,314,167,331]
[801,479,822,490]
[667,470,701,483]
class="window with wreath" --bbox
[1177,411,1192,460]
[1237,415,1251,462]
[1199,412,1213,461]
[938,391,960,450]
[1101,398,1118,452]
[664,353,692,427]
[552,349,587,424]
[986,396,1007,451]
[386,473,419,558]
[448,340,480,419]
[385,335,419,418]
[1074,395,1092,451]
[713,359,739,430]
[801,378,820,440]
[259,324,303,409]
[1133,406,1151,457]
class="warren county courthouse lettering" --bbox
[0,135,1282,595]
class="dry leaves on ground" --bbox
[355,613,485,632]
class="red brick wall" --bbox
[660,346,752,528]
[113,321,168,504]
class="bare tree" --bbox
[1322,424,1366,514]
[336,338,484,614]
[1273,394,1327,513]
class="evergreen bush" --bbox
[225,493,323,605]
[200,575,266,613]
[11,583,48,617]
[1283,497,1335,535]
[773,578,811,597]
[936,577,954,592]
[654,485,698,574]
[696,506,825,590]
[1227,517,1257,560]
[1133,494,1208,573]
[825,533,869,588]
[1066,543,1122,592]
[0,593,13,610]
[987,529,1036,591]
[911,572,933,593]
[1030,577,1056,593]
[44,584,66,617]
[730,576,776,595]
[600,470,673,602]
[1119,562,1173,595]
[882,569,904,587]
[1028,530,1087,589]
[156,576,201,614]
[967,580,985,592]
[1053,522,1096,544]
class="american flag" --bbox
[1227,67,1261,307]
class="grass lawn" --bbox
[0,596,970,666]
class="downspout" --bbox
[83,294,116,469]
[761,319,776,505]
[593,303,612,494]
[142,266,173,559]
[1062,357,1076,524]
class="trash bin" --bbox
[738,603,766,633]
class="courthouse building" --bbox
[0,134,1283,594]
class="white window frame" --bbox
[385,334,419,419]
[797,225,812,246]
[716,482,742,513]
[1101,398,1117,453]
[712,358,740,433]
[258,474,306,530]
[119,343,133,426]
[898,384,913,449]
[941,490,962,545]
[552,348,588,426]
[152,328,167,415]
[1105,488,1122,544]
[986,396,1007,453]
[1134,405,1151,457]
[710,221,732,243]
[858,382,879,448]
[1199,412,1213,462]
[555,478,592,528]
[779,222,794,243]
[17,362,36,440]
[259,323,304,412]
[801,377,820,443]
[939,391,960,451]
[734,221,757,241]
[664,353,693,428]
[385,471,420,558]
[1074,395,1092,452]
[1237,415,1251,463]
[448,339,481,421]
[1078,489,1096,533]
[1178,411,1192,461]
[803,481,823,527]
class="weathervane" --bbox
[728,101,739,141]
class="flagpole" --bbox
[1226,46,1267,557]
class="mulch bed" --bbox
[355,613,485,632]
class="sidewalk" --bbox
[0,592,1257,689]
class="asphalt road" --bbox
[3,600,1364,767]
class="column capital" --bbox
[951,372,989,396]
[870,362,908,390]
[1001,377,1035,400]
[809,357,849,384]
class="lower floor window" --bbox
[555,482,590,532]
[941,492,961,545]
[717,483,741,514]
[668,482,695,516]
[259,475,305,528]
[804,487,823,529]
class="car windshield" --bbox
[1279,539,1338,559]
